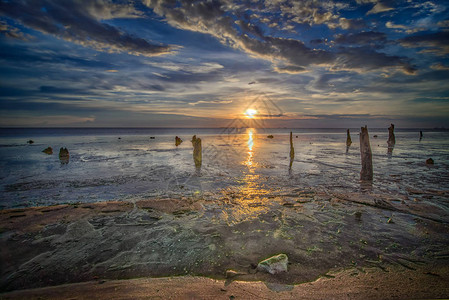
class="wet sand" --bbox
[1,192,449,298]
[2,265,449,300]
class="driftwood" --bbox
[360,126,373,181]
[289,131,295,170]
[387,124,395,153]
[191,135,202,169]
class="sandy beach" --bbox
[1,193,449,299]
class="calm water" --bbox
[0,127,448,209]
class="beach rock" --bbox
[360,126,373,181]
[42,147,53,155]
[225,270,245,279]
[59,147,69,164]
[175,136,183,147]
[257,253,288,274]
[267,135,274,139]
[346,129,352,147]
[426,158,434,165]
[27,140,34,144]
[191,135,202,168]
[387,124,395,152]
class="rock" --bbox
[191,135,202,168]
[225,270,244,279]
[27,140,34,144]
[360,126,373,181]
[373,135,378,138]
[426,158,434,165]
[175,136,183,147]
[59,147,69,164]
[257,253,288,274]
[267,135,274,139]
[346,129,352,147]
[42,147,53,155]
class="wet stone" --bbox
[257,253,288,274]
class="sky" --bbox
[0,0,448,128]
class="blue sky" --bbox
[0,0,448,128]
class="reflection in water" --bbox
[220,129,270,225]
[246,129,254,168]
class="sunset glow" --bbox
[245,109,258,119]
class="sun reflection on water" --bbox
[219,129,272,225]
[245,129,255,168]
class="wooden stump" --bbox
[289,131,295,170]
[387,123,395,153]
[191,135,202,169]
[360,126,373,181]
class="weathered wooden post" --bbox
[360,126,373,181]
[175,136,183,146]
[191,135,202,169]
[387,123,395,153]
[289,131,294,170]
[346,129,352,147]
[59,147,69,164]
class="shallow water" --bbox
[0,128,448,210]
[1,127,449,290]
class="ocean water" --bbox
[0,127,448,209]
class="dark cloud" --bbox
[143,0,417,74]
[333,46,417,74]
[399,31,449,55]
[0,0,177,56]
[334,31,388,47]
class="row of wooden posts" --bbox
[181,125,397,182]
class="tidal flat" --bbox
[1,128,448,297]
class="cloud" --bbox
[334,31,387,47]
[329,18,366,30]
[0,20,30,40]
[431,63,449,70]
[366,1,394,15]
[141,0,416,75]
[399,31,449,55]
[144,61,224,74]
[273,65,307,74]
[0,0,177,56]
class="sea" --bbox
[0,127,448,209]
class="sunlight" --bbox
[245,129,255,168]
[245,108,258,119]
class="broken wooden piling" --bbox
[360,126,373,181]
[289,131,295,170]
[191,135,202,169]
[387,124,395,153]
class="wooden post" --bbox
[360,126,373,181]
[191,135,202,169]
[289,131,294,170]
[346,129,352,147]
[387,123,395,153]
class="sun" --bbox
[245,109,258,119]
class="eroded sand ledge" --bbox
[1,191,449,298]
